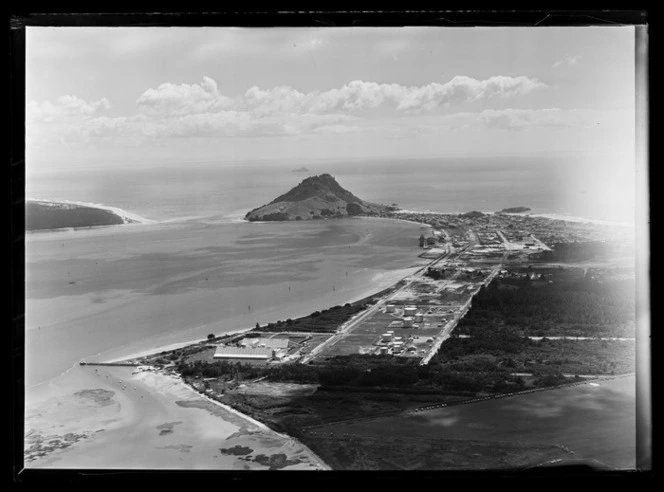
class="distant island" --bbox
[460,210,485,218]
[26,200,133,231]
[498,206,531,213]
[291,167,310,173]
[245,174,397,222]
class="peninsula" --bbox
[244,174,396,222]
[26,200,150,231]
[26,200,125,231]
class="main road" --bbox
[301,230,481,365]
[300,249,453,364]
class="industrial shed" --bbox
[213,346,274,365]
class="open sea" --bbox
[23,155,639,469]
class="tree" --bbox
[207,333,215,341]
[256,322,260,330]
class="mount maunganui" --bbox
[245,174,397,222]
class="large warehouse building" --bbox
[213,346,274,365]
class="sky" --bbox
[26,26,637,172]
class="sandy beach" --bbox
[26,198,157,225]
[25,364,329,470]
[101,265,424,365]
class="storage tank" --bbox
[414,313,424,323]
[386,304,396,313]
[404,307,417,317]
[403,317,413,328]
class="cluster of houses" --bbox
[498,270,553,281]
[426,266,488,280]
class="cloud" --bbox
[251,75,546,114]
[27,95,111,123]
[135,75,547,118]
[427,108,626,132]
[28,75,550,145]
[395,76,546,112]
[145,111,360,139]
[136,76,234,115]
[552,55,581,69]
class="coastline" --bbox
[101,327,255,364]
[171,371,332,470]
[392,208,634,227]
[25,364,330,470]
[525,212,634,227]
[101,265,422,365]
[26,198,157,227]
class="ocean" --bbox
[27,154,637,224]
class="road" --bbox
[529,234,552,251]
[300,250,452,364]
[496,230,516,250]
[419,248,507,365]
[300,229,490,365]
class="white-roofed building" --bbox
[213,346,274,365]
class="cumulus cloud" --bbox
[552,55,581,69]
[247,75,546,114]
[136,76,234,115]
[396,76,546,112]
[135,75,546,118]
[28,75,550,145]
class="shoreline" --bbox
[101,327,255,364]
[171,371,332,470]
[101,265,422,365]
[25,365,330,470]
[391,208,634,227]
[26,198,157,228]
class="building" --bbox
[213,346,274,365]
[241,337,289,350]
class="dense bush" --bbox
[533,241,615,262]
[453,273,635,337]
[261,303,367,333]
